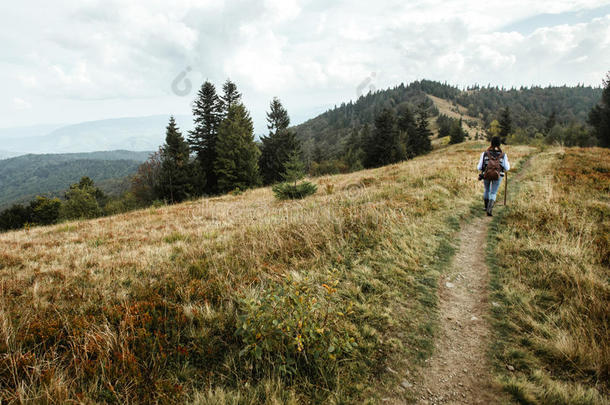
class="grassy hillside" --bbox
[0,143,533,403]
[0,151,150,209]
[488,147,609,404]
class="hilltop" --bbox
[294,80,602,161]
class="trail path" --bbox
[416,215,503,404]
[416,163,531,404]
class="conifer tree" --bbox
[214,104,261,193]
[449,118,466,144]
[499,107,512,143]
[220,79,242,114]
[272,151,317,200]
[397,106,417,158]
[157,116,193,203]
[188,81,222,194]
[410,108,433,155]
[343,128,364,171]
[281,151,305,186]
[588,72,610,147]
[259,97,300,185]
[363,108,401,168]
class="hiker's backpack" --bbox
[483,151,504,181]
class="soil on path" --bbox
[416,215,506,404]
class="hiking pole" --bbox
[504,172,508,206]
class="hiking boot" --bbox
[484,198,489,211]
[487,200,495,216]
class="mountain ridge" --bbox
[0,115,192,154]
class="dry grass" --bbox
[488,147,609,404]
[427,94,483,140]
[0,142,533,403]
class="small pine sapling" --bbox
[272,152,317,200]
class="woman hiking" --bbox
[477,136,510,216]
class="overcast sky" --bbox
[1,0,609,135]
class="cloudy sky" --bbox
[1,0,609,135]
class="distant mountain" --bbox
[0,150,151,209]
[0,115,192,154]
[0,123,65,141]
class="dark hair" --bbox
[490,136,501,148]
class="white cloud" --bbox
[0,0,609,132]
[13,97,32,110]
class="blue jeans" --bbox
[483,177,502,201]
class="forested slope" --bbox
[0,151,149,208]
[294,80,602,161]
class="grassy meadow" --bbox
[488,147,609,404]
[0,142,533,403]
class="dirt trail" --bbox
[416,215,503,404]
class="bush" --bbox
[272,181,317,200]
[309,160,349,176]
[103,192,140,215]
[0,204,30,231]
[60,187,103,220]
[236,278,356,379]
[29,196,61,225]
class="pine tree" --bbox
[220,79,242,114]
[498,107,512,143]
[343,128,364,171]
[157,117,193,203]
[588,72,610,147]
[214,104,261,193]
[410,109,433,155]
[188,81,222,194]
[259,98,301,185]
[267,97,291,133]
[272,151,317,200]
[364,109,402,168]
[281,151,305,186]
[449,118,466,144]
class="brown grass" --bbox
[427,94,483,140]
[0,142,534,403]
[488,147,609,404]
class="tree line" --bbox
[488,71,609,148]
[0,177,127,231]
[294,78,608,165]
[0,79,309,231]
[130,79,303,205]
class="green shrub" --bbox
[272,182,317,200]
[309,159,349,176]
[236,278,356,379]
[29,196,61,225]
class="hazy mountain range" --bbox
[0,115,192,156]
